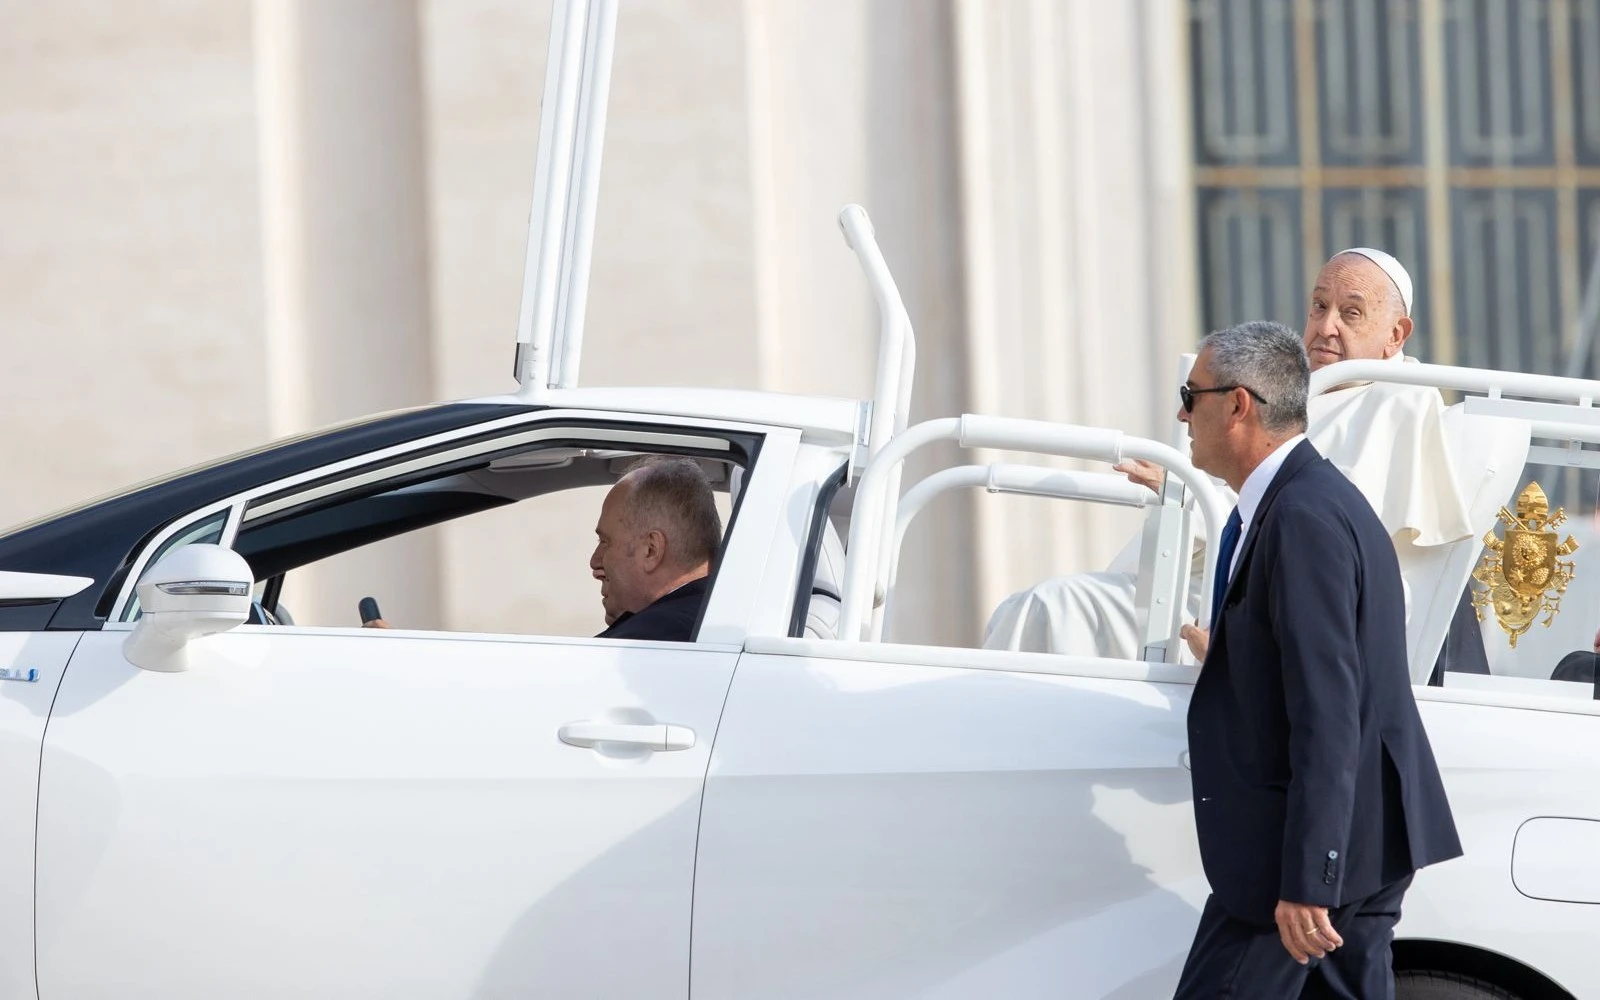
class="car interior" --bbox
[243,446,740,633]
[121,439,750,638]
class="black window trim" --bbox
[788,460,849,638]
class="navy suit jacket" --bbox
[1188,440,1462,925]
[594,576,708,642]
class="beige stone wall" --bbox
[0,0,267,525]
[0,0,1196,644]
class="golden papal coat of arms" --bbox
[1470,482,1580,648]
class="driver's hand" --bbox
[1113,458,1165,493]
[363,619,390,629]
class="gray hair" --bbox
[620,456,723,568]
[1198,320,1309,435]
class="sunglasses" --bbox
[1179,383,1266,413]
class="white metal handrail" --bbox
[1310,359,1600,403]
[839,205,916,464]
[839,415,1230,643]
[839,204,917,639]
[1311,358,1600,460]
[883,464,1159,629]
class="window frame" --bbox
[104,410,787,641]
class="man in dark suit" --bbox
[1173,321,1462,999]
[590,456,721,642]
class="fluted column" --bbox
[254,0,440,627]
[952,0,1199,632]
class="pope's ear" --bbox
[1390,314,1414,355]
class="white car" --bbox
[2,338,1599,999]
[4,1,1597,994]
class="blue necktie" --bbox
[1210,508,1242,632]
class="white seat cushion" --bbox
[803,520,846,640]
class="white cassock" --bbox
[982,360,1475,662]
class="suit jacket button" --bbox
[1327,851,1338,860]
[1323,875,1335,884]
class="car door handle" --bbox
[1179,750,1191,770]
[558,722,697,752]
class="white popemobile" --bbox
[4,3,1600,998]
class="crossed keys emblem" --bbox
[1470,482,1580,648]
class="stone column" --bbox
[254,0,441,627]
[951,0,1199,633]
[740,0,974,645]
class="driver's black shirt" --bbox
[594,576,708,642]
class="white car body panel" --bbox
[693,642,1204,999]
[0,632,78,999]
[0,571,93,600]
[689,641,1600,999]
[1391,694,1600,997]
[36,627,738,999]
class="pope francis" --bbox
[984,249,1479,680]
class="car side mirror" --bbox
[122,544,254,672]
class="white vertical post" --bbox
[514,0,593,395]
[551,0,618,389]
[838,204,917,639]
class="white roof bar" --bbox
[515,0,616,397]
[839,415,1230,643]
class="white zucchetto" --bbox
[1335,247,1414,316]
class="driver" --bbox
[589,456,721,641]
[363,455,721,641]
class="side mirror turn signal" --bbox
[123,544,254,672]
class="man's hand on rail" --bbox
[1112,458,1165,493]
[1180,622,1209,661]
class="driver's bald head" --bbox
[617,457,722,571]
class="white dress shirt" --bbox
[1228,434,1307,583]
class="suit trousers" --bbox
[1172,876,1413,999]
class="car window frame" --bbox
[104,410,783,640]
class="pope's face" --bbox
[1303,254,1412,370]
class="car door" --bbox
[37,625,738,999]
[691,643,1204,1000]
[31,411,804,1000]
[0,626,80,1000]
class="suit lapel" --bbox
[1219,439,1321,612]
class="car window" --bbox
[269,483,609,632]
[229,441,742,638]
